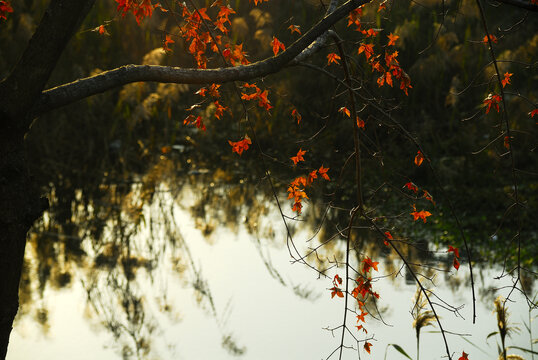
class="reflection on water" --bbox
[7,156,536,360]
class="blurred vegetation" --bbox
[1,0,537,357]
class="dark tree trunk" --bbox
[0,1,95,358]
[0,129,46,360]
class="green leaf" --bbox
[383,343,413,360]
[486,331,498,340]
[506,346,538,355]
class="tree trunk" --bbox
[0,1,96,357]
[0,128,46,359]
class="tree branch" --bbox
[32,0,371,116]
[494,0,538,11]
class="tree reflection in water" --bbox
[21,157,260,358]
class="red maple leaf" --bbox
[291,108,302,124]
[387,33,399,46]
[410,205,432,223]
[163,34,175,52]
[291,149,306,165]
[404,182,419,193]
[530,108,538,118]
[414,151,425,166]
[458,351,469,360]
[228,135,252,155]
[288,24,301,35]
[271,36,285,56]
[330,287,344,298]
[483,94,501,114]
[483,34,498,44]
[0,1,13,21]
[384,231,393,246]
[356,116,365,129]
[362,257,379,272]
[358,43,374,60]
[501,72,512,88]
[356,310,368,322]
[318,165,330,181]
[447,245,460,258]
[327,53,341,65]
[338,106,351,118]
[453,257,460,270]
[364,342,372,354]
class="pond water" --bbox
[7,179,537,360]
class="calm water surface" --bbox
[7,183,536,360]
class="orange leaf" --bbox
[291,148,306,165]
[364,342,372,354]
[356,310,368,322]
[362,257,379,272]
[287,24,301,35]
[271,36,285,56]
[291,108,302,124]
[504,136,511,149]
[330,287,344,298]
[414,151,424,166]
[163,34,175,52]
[318,165,330,180]
[327,53,341,65]
[410,206,432,223]
[98,25,107,35]
[356,116,365,129]
[387,32,399,46]
[483,34,498,44]
[338,106,351,117]
[358,43,374,60]
[228,135,252,155]
[501,72,512,88]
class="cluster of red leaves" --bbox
[352,9,412,96]
[329,274,344,298]
[173,2,249,68]
[448,245,461,270]
[115,0,159,25]
[228,135,252,155]
[483,93,502,114]
[404,182,435,205]
[240,83,273,111]
[0,0,12,21]
[352,257,381,354]
[287,165,329,214]
[183,114,206,131]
